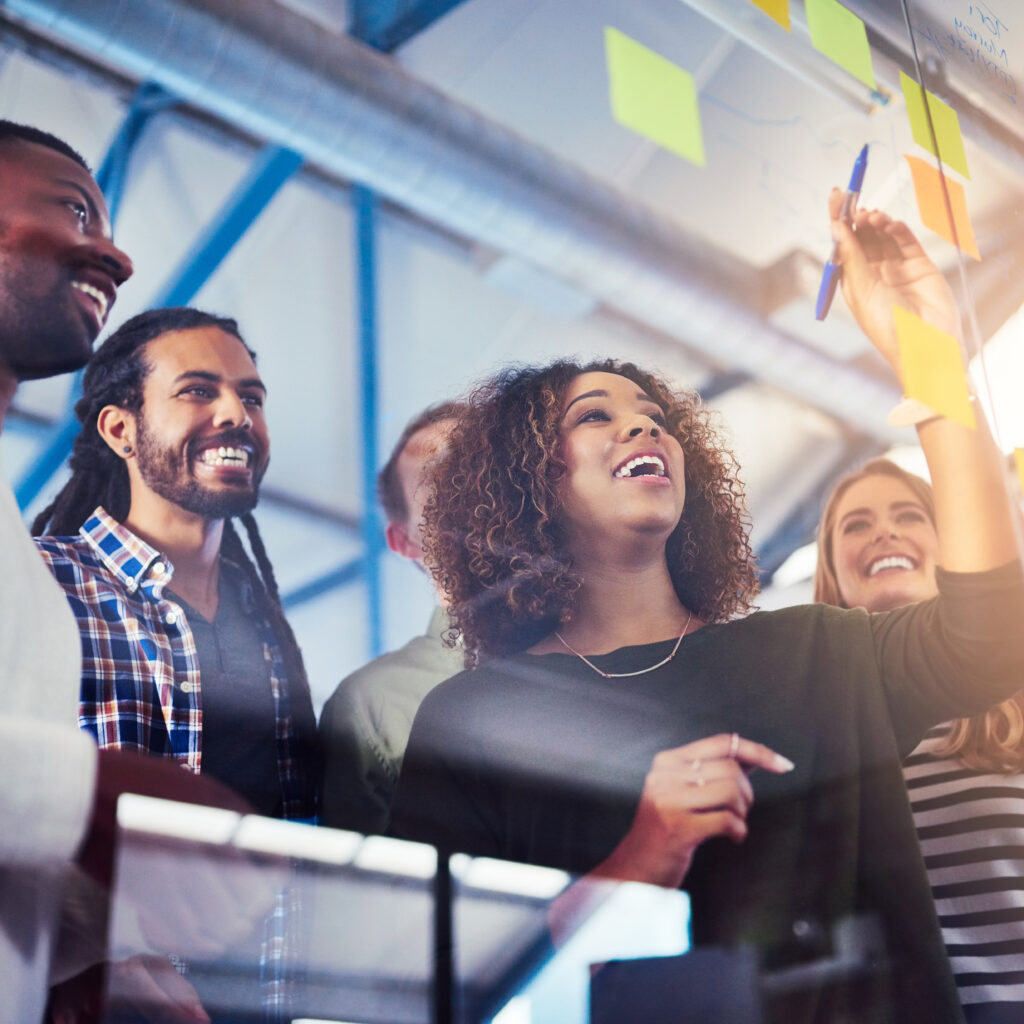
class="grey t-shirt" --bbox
[170,566,281,817]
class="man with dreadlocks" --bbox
[33,306,318,821]
[32,306,318,1019]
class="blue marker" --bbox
[815,144,869,321]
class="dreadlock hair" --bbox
[0,120,90,171]
[30,308,316,796]
[31,307,250,536]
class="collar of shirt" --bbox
[79,506,257,612]
[80,506,172,597]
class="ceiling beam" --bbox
[3,0,905,444]
[349,0,471,52]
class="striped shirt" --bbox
[904,723,1024,1014]
[34,506,317,820]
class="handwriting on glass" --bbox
[916,2,1016,104]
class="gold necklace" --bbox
[554,611,693,679]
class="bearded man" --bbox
[33,307,317,821]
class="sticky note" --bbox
[900,72,970,178]
[805,0,876,89]
[905,154,980,259]
[750,0,790,30]
[1014,449,1024,492]
[604,27,705,167]
[894,305,976,429]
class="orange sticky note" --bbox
[900,72,970,178]
[905,155,980,259]
[805,0,876,89]
[1014,449,1024,492]
[750,0,790,30]
[604,27,706,167]
[894,305,976,429]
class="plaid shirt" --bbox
[35,506,317,822]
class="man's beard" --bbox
[135,417,265,520]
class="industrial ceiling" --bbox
[2,0,1022,711]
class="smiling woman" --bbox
[814,458,939,613]
[418,358,756,661]
[815,458,1024,1021]
[389,205,1024,1023]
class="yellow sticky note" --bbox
[1014,449,1024,492]
[750,0,790,30]
[604,27,706,167]
[805,0,876,89]
[894,306,976,429]
[905,154,980,259]
[900,72,970,179]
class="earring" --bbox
[122,445,132,455]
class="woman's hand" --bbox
[829,190,959,374]
[591,733,794,890]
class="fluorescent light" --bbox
[459,857,570,899]
[352,836,437,878]
[232,816,362,863]
[116,794,239,844]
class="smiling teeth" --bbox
[199,446,250,467]
[614,455,666,479]
[71,281,108,323]
[868,555,915,576]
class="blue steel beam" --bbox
[95,81,177,223]
[15,82,175,510]
[282,556,366,611]
[349,0,472,52]
[354,185,385,658]
[150,145,302,308]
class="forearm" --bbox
[918,413,1019,572]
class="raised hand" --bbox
[828,190,959,373]
[592,733,794,889]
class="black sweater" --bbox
[391,564,1024,1023]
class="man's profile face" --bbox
[391,418,455,562]
[0,138,133,381]
[131,326,270,521]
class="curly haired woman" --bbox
[390,199,1024,1021]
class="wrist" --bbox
[593,834,690,889]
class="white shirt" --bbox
[0,453,97,1022]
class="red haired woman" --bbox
[816,457,1024,1022]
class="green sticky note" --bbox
[900,72,970,179]
[805,0,876,90]
[604,27,705,167]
